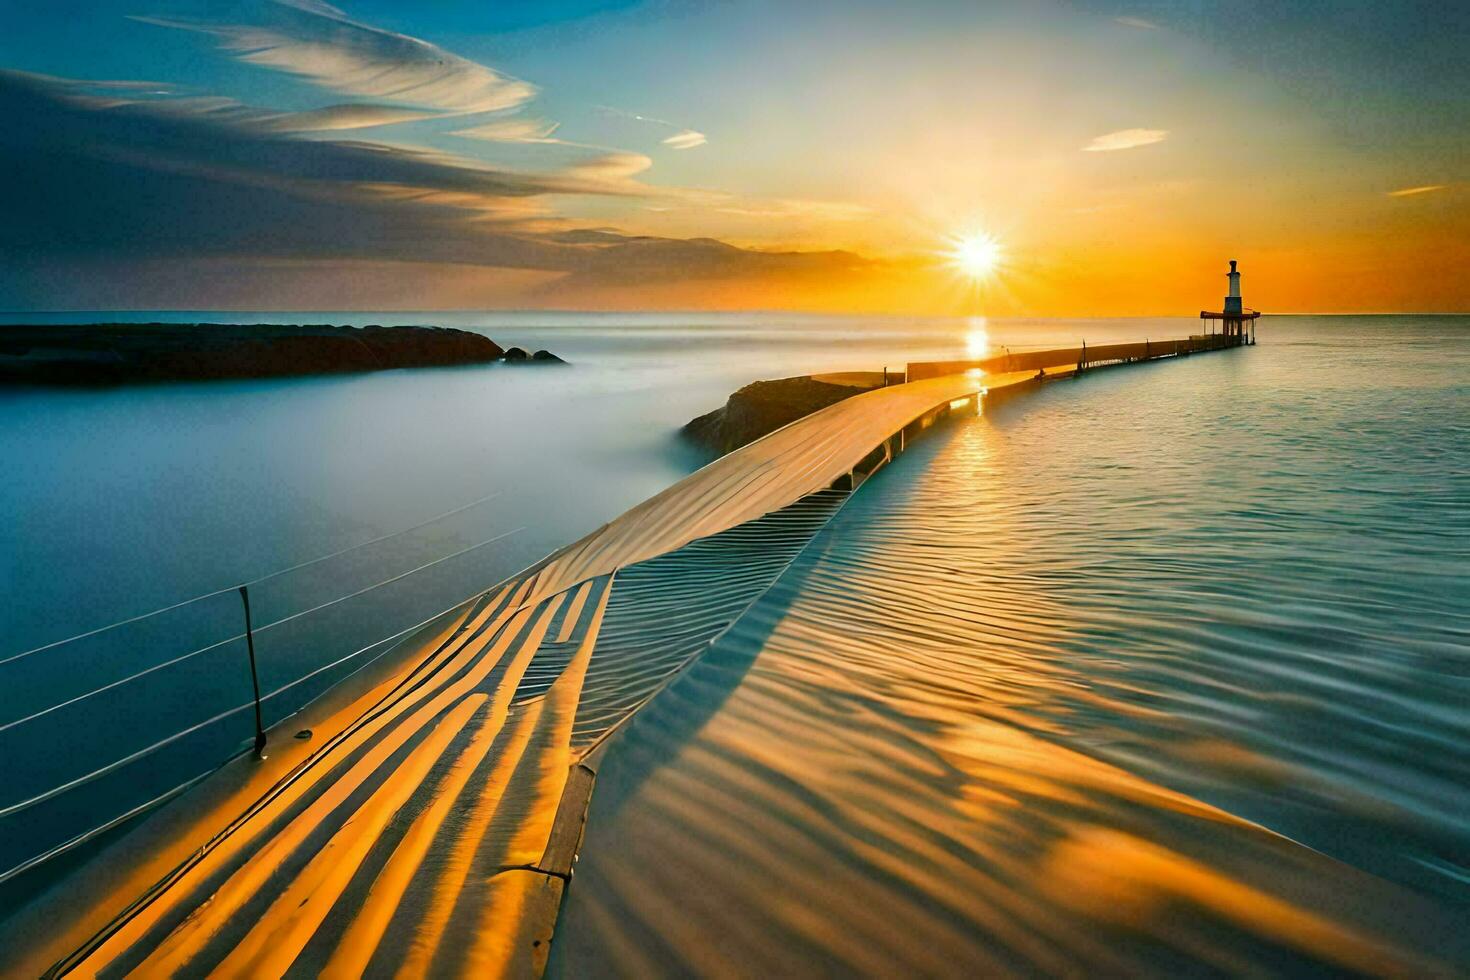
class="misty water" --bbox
[0,310,1046,891]
[1,313,1466,959]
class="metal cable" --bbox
[0,578,495,821]
[0,528,522,734]
[0,489,502,667]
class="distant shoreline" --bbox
[0,322,562,386]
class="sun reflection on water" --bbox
[558,407,1457,977]
[965,316,990,358]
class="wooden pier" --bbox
[2,331,1250,978]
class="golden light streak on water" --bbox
[555,369,1468,975]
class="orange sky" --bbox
[2,1,1465,313]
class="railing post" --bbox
[238,585,268,760]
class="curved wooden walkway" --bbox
[5,340,1235,977]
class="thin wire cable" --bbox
[250,527,522,636]
[0,766,216,887]
[0,696,259,820]
[244,489,502,588]
[0,527,523,734]
[0,579,494,821]
[0,488,503,668]
[0,586,240,669]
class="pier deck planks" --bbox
[7,337,1243,977]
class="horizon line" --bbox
[1,309,1467,319]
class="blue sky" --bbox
[0,1,1464,312]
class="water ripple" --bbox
[554,334,1469,975]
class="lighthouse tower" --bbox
[1224,259,1243,315]
[1199,259,1261,345]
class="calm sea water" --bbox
[1,313,1466,962]
[553,314,1470,974]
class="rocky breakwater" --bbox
[500,346,567,364]
[0,323,563,385]
[683,374,881,456]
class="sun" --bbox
[948,231,1003,280]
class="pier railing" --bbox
[906,331,1241,382]
[0,495,525,891]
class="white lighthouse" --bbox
[1224,259,1243,315]
[1200,259,1260,344]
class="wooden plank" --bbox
[540,764,596,878]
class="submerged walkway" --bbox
[5,337,1242,977]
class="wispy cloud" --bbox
[447,118,646,168]
[1113,16,1159,30]
[661,129,707,150]
[135,0,534,115]
[450,118,562,143]
[560,152,654,180]
[710,199,872,221]
[261,103,440,132]
[1083,128,1168,152]
[1,69,848,297]
[133,2,673,182]
[598,105,708,149]
[0,69,624,231]
[1386,184,1445,197]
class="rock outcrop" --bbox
[683,375,874,456]
[496,347,567,366]
[0,323,524,385]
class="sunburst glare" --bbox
[947,231,1004,281]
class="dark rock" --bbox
[0,323,507,385]
[683,376,867,456]
[498,347,567,365]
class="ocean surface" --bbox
[553,315,1470,974]
[1,313,1466,967]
